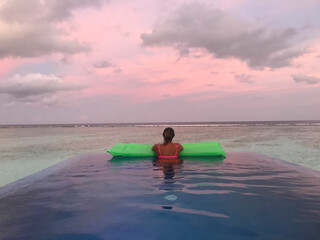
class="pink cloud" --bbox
[1,0,320,123]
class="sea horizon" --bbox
[1,119,320,128]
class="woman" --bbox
[152,127,184,158]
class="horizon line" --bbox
[1,119,320,127]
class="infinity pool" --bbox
[0,153,319,240]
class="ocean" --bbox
[0,121,319,187]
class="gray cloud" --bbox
[0,73,87,100]
[93,60,123,74]
[141,3,302,69]
[46,0,105,21]
[235,74,255,84]
[0,0,42,23]
[0,0,106,22]
[292,74,320,85]
[0,23,90,58]
[121,78,184,88]
[113,68,123,73]
[93,60,113,68]
[0,0,108,58]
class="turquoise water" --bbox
[0,153,319,239]
[0,123,319,186]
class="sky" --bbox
[0,0,319,124]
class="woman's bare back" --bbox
[153,142,183,156]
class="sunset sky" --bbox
[0,0,319,124]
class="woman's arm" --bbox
[152,144,157,152]
[177,143,184,152]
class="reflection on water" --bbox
[0,153,319,240]
[152,158,184,194]
[153,158,183,180]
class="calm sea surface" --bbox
[0,121,319,187]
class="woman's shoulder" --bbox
[152,143,160,150]
[172,142,182,146]
[173,143,184,150]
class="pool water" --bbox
[0,153,319,240]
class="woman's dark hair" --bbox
[163,127,175,145]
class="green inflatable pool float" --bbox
[107,142,226,158]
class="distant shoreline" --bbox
[1,120,320,128]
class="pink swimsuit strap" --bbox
[158,144,178,159]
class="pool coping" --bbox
[245,152,320,178]
[0,153,105,199]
